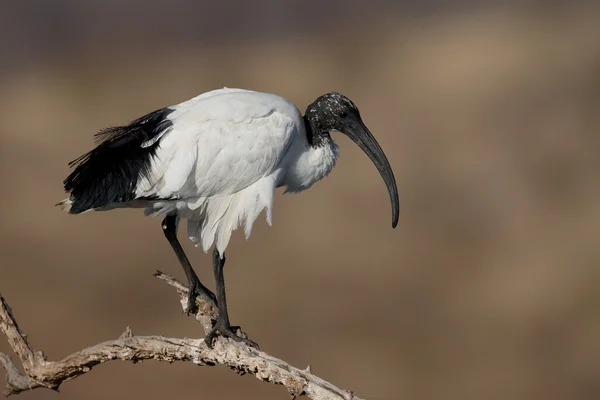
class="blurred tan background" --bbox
[1,1,600,399]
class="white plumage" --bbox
[137,88,338,252]
[62,88,340,252]
[60,87,398,348]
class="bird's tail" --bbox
[55,198,73,212]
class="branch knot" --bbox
[0,276,364,399]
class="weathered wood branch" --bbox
[0,271,362,399]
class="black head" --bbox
[304,92,361,139]
[304,92,400,228]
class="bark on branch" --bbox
[0,271,362,400]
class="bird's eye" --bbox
[339,111,348,118]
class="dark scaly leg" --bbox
[204,248,259,349]
[162,215,216,313]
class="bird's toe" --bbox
[185,291,200,315]
[204,323,259,350]
[186,280,217,315]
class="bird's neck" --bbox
[303,115,331,147]
[282,135,339,194]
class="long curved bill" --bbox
[342,119,399,228]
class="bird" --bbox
[58,87,399,349]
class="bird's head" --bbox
[304,92,399,228]
[304,92,360,136]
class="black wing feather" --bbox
[63,107,174,214]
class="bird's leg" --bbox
[204,248,259,349]
[162,215,217,313]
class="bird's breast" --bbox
[281,139,339,193]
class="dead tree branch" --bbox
[0,271,362,400]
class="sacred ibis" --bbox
[59,88,399,348]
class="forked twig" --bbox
[0,271,362,399]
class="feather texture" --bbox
[62,88,340,252]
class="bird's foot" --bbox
[186,278,217,315]
[204,320,259,350]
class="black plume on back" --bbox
[63,107,174,214]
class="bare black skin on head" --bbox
[303,92,400,228]
[303,92,360,146]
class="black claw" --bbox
[204,322,259,350]
[187,279,217,314]
[186,290,199,315]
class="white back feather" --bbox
[137,89,302,252]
